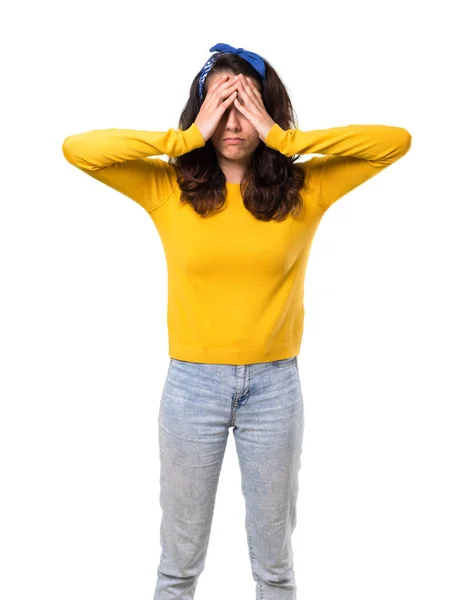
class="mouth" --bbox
[224,138,244,143]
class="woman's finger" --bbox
[238,77,262,108]
[234,96,247,115]
[220,90,238,111]
[235,79,249,106]
[209,83,237,111]
[208,75,236,102]
[238,77,255,102]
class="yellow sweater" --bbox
[62,122,411,364]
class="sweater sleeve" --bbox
[265,123,412,210]
[62,122,206,213]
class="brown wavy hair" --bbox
[167,52,306,222]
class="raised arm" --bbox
[265,123,412,210]
[62,123,206,213]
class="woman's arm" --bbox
[62,123,206,213]
[265,123,412,210]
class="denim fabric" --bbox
[153,356,304,599]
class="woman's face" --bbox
[205,70,262,161]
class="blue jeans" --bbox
[153,356,305,599]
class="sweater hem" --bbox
[168,340,301,365]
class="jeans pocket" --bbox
[272,356,298,368]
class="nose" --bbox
[224,103,242,127]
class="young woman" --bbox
[62,42,411,600]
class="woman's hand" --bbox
[234,75,276,142]
[194,74,239,142]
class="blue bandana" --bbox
[198,43,266,102]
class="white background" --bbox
[1,1,458,599]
